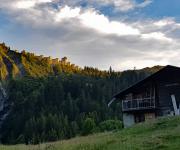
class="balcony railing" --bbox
[122,97,155,111]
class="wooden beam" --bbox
[108,97,116,107]
[171,94,179,115]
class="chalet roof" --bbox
[113,65,180,99]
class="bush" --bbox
[82,118,96,136]
[99,120,123,132]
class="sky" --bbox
[0,0,180,70]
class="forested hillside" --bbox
[0,43,163,144]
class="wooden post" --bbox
[171,94,179,115]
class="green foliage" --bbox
[21,54,54,77]
[82,118,96,136]
[99,120,123,132]
[1,76,123,144]
[1,117,180,150]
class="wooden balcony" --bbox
[122,97,156,112]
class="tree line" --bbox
[1,70,150,144]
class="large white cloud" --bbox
[54,6,140,36]
[0,0,180,70]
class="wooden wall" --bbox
[156,78,180,116]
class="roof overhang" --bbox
[112,65,180,100]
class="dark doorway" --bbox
[134,113,145,123]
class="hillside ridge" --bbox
[0,43,163,80]
[0,43,110,80]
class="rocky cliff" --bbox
[0,82,9,127]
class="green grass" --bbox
[1,116,180,150]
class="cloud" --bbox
[2,3,140,36]
[53,6,173,40]
[137,0,153,8]
[96,0,136,11]
[90,0,153,12]
[0,0,180,70]
[14,0,53,9]
[153,18,175,27]
[50,0,153,12]
[0,0,53,9]
[55,6,81,21]
[142,32,173,42]
[76,8,140,36]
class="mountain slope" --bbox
[0,43,112,80]
[0,43,165,145]
[0,43,78,79]
[1,116,180,150]
[0,42,164,80]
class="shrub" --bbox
[99,120,123,132]
[82,118,96,136]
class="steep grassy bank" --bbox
[1,116,180,150]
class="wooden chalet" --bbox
[111,65,180,127]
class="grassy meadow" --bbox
[1,116,180,150]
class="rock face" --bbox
[0,82,9,127]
